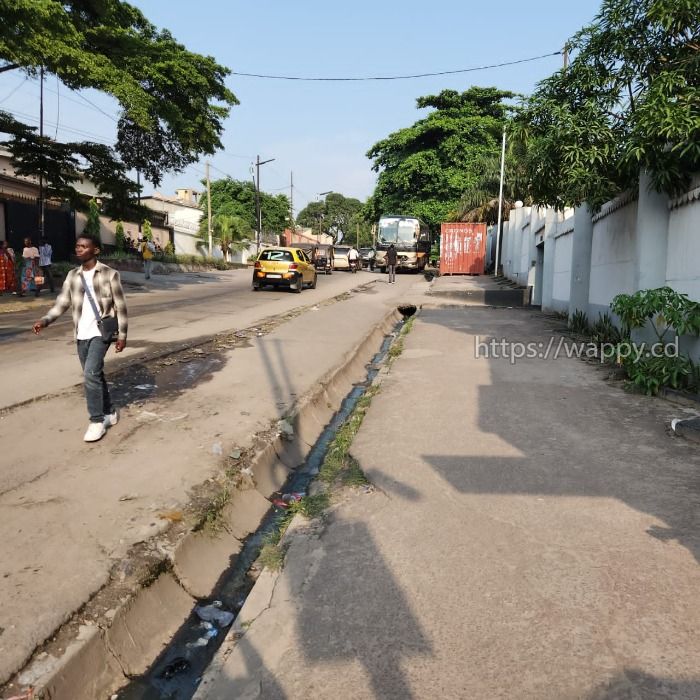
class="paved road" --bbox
[0,266,384,409]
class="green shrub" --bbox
[590,313,624,346]
[568,309,589,335]
[611,288,700,395]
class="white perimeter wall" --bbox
[551,230,572,312]
[666,185,700,301]
[588,197,638,316]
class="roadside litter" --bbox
[212,441,223,456]
[195,603,234,627]
[185,621,218,648]
[270,492,304,508]
[160,657,190,679]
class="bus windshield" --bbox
[378,218,419,245]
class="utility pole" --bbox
[206,161,212,257]
[137,170,142,233]
[290,171,294,233]
[563,45,569,69]
[494,126,507,277]
[254,155,275,254]
[356,221,359,249]
[38,66,44,239]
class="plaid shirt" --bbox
[42,261,128,341]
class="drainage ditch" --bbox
[115,310,413,700]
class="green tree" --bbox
[142,219,153,242]
[297,193,367,243]
[84,198,101,244]
[207,214,252,261]
[0,0,237,206]
[200,178,290,237]
[115,220,126,251]
[453,136,531,224]
[367,87,515,231]
[513,0,700,210]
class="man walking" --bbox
[38,237,55,293]
[32,233,128,442]
[386,243,397,283]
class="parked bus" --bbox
[374,215,431,273]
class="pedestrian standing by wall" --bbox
[140,237,155,279]
[19,237,40,297]
[386,243,397,284]
[32,233,128,442]
[38,237,55,293]
[0,240,17,294]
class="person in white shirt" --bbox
[39,237,55,293]
[33,233,128,442]
[348,246,360,271]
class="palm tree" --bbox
[452,136,531,224]
[214,214,252,262]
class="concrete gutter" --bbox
[13,307,401,700]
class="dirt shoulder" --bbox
[0,280,406,687]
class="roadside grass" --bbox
[195,484,231,533]
[387,316,415,362]
[318,385,380,488]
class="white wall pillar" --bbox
[541,208,558,311]
[635,171,669,290]
[569,203,594,318]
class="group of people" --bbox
[0,237,56,296]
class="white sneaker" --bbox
[84,421,106,442]
[104,409,119,428]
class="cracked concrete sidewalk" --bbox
[195,306,700,700]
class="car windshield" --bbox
[378,218,418,244]
[259,249,293,262]
[335,247,350,255]
[360,248,372,255]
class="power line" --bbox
[26,75,119,123]
[232,51,561,81]
[0,76,28,103]
[1,106,113,144]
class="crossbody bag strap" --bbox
[78,271,103,324]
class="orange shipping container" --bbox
[440,222,487,275]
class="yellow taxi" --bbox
[252,247,317,293]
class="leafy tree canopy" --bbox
[0,0,237,211]
[201,177,290,237]
[513,0,700,210]
[366,87,515,231]
[296,192,370,244]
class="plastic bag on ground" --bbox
[195,604,234,627]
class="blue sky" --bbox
[0,0,600,214]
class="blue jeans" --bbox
[144,259,153,279]
[388,264,396,283]
[77,337,113,422]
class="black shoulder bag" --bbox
[79,271,119,342]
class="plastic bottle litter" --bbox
[195,604,234,627]
[186,637,209,649]
[212,442,223,456]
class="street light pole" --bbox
[494,127,506,277]
[206,161,212,257]
[317,191,331,243]
[38,66,44,239]
[255,155,275,254]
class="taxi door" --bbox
[295,249,314,283]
